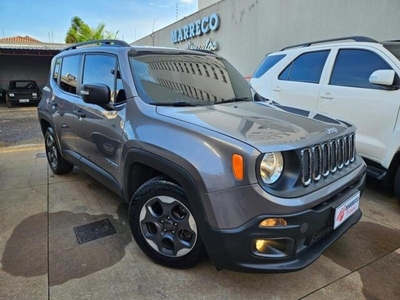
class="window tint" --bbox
[129,53,252,105]
[330,49,392,89]
[253,54,286,78]
[82,54,124,103]
[60,55,80,94]
[278,50,329,83]
[53,58,61,83]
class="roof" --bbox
[0,36,66,56]
[0,35,42,43]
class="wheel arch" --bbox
[384,151,400,186]
[39,118,52,136]
[123,148,205,210]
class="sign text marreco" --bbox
[171,13,220,44]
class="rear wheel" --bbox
[44,127,74,174]
[129,177,203,269]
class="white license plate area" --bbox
[19,99,29,103]
[334,191,360,229]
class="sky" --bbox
[0,0,198,43]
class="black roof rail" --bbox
[280,36,378,51]
[384,39,400,43]
[61,39,130,52]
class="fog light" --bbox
[259,218,287,227]
[253,238,294,258]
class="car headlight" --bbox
[8,93,14,97]
[32,93,37,97]
[260,152,284,184]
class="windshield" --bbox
[9,81,37,90]
[384,43,400,60]
[129,51,252,105]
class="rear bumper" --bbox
[202,172,366,273]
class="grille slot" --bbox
[301,148,312,186]
[312,145,322,181]
[301,134,356,186]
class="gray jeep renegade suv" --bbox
[38,40,366,273]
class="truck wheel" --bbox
[6,98,12,108]
[394,167,400,203]
[129,177,203,269]
[44,127,74,174]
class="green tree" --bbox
[65,16,119,43]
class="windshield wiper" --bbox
[150,101,198,107]
[215,97,251,104]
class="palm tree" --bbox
[65,16,119,43]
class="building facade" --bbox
[134,0,400,77]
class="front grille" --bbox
[301,134,356,186]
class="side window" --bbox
[253,54,286,78]
[59,55,80,94]
[82,54,125,103]
[330,49,392,89]
[53,58,61,84]
[278,50,329,83]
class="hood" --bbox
[156,101,353,152]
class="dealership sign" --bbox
[188,38,219,51]
[171,13,220,44]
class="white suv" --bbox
[250,36,400,200]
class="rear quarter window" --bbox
[253,54,286,78]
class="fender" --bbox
[122,148,226,268]
[122,148,205,210]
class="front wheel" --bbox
[129,177,204,269]
[6,98,12,108]
[44,127,74,174]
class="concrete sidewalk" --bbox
[1,146,400,300]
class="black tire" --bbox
[129,177,204,269]
[394,167,400,203]
[44,127,74,174]
[6,98,12,108]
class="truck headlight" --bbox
[8,93,14,97]
[260,152,284,184]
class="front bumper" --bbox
[202,171,366,273]
[7,95,41,105]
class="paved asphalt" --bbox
[0,104,43,147]
[0,104,400,300]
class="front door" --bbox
[75,54,127,181]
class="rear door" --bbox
[269,50,330,110]
[317,47,400,163]
[51,55,81,156]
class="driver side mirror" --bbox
[369,69,395,87]
[81,84,110,105]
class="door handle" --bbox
[320,93,333,100]
[273,86,281,92]
[72,110,86,118]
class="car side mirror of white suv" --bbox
[369,69,395,86]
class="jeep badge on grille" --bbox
[325,127,338,135]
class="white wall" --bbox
[199,0,220,10]
[134,0,400,77]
